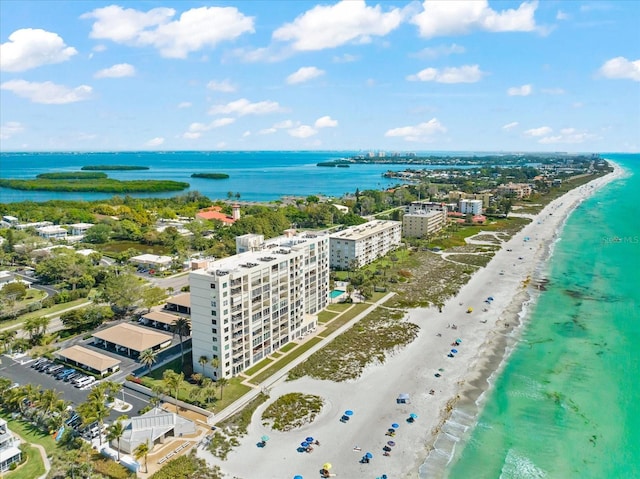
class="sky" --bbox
[0,0,639,152]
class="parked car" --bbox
[45,364,65,375]
[35,361,53,371]
[55,368,75,380]
[71,375,88,386]
[31,358,48,368]
[74,376,95,388]
[64,372,83,382]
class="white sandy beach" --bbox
[198,164,623,479]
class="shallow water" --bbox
[441,154,640,479]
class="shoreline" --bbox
[196,165,623,479]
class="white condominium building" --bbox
[0,418,21,473]
[329,220,402,270]
[459,199,483,215]
[190,231,329,379]
[402,210,447,238]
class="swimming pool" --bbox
[330,290,345,299]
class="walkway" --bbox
[11,432,51,479]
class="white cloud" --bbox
[556,10,569,20]
[207,79,236,92]
[208,98,284,116]
[333,53,359,63]
[145,137,165,147]
[598,56,640,81]
[182,132,201,139]
[507,84,532,96]
[384,118,447,141]
[412,0,538,38]
[273,120,294,129]
[273,0,404,51]
[286,66,325,84]
[187,118,236,133]
[0,121,24,140]
[288,125,318,138]
[177,101,192,109]
[538,128,596,144]
[81,5,254,59]
[259,128,277,135]
[407,65,485,83]
[412,43,465,59]
[94,63,136,78]
[1,80,92,104]
[315,116,338,128]
[524,126,553,137]
[242,131,251,137]
[502,121,519,130]
[1,28,77,72]
[541,87,565,95]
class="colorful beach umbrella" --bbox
[261,435,270,442]
[305,437,314,443]
[391,423,399,429]
[365,452,373,459]
[409,413,418,419]
[451,349,458,353]
[293,475,303,479]
[323,463,332,470]
[456,339,462,343]
[387,441,396,447]
[301,441,309,447]
[345,410,354,416]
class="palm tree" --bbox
[38,388,62,417]
[210,356,220,377]
[106,420,125,461]
[171,317,191,368]
[162,370,184,412]
[0,330,17,353]
[198,355,208,376]
[200,378,216,405]
[216,377,229,400]
[23,317,40,343]
[134,440,151,473]
[139,348,158,371]
[78,398,110,446]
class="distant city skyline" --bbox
[1,1,639,152]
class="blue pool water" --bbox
[330,290,345,299]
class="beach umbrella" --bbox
[345,410,354,416]
[293,476,303,479]
[391,423,399,429]
[301,442,309,447]
[261,435,270,442]
[323,463,332,470]
[438,368,445,372]
[451,349,458,353]
[434,373,441,378]
[365,452,373,459]
[410,413,418,419]
[387,441,396,447]
[305,436,314,443]
[388,428,396,433]
[488,296,494,301]
[456,339,462,343]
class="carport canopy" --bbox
[92,323,172,355]
[57,345,121,376]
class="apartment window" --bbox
[225,344,230,350]
[223,299,229,306]
[212,346,218,352]
[211,300,217,307]
[210,283,216,289]
[211,310,217,316]
[212,328,217,334]
[211,319,217,325]
[224,327,229,333]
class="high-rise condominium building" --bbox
[329,220,402,270]
[190,231,329,379]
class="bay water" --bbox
[441,154,640,479]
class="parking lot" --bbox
[0,355,149,421]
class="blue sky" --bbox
[1,0,638,152]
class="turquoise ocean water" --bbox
[440,154,640,479]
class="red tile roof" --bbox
[196,206,236,224]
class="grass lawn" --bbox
[6,444,45,479]
[325,303,352,312]
[1,413,57,451]
[19,297,92,321]
[279,342,297,353]
[317,310,338,323]
[270,352,282,358]
[146,356,193,380]
[249,337,322,386]
[213,379,252,411]
[243,357,274,377]
[319,303,370,337]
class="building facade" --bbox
[402,210,447,238]
[190,231,330,379]
[329,220,402,269]
[459,199,483,215]
[497,183,533,198]
[0,418,21,473]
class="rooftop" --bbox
[129,254,173,265]
[57,345,121,372]
[142,310,184,326]
[329,220,401,242]
[92,323,172,352]
[166,292,190,308]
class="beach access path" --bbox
[197,165,623,479]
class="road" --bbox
[148,271,190,292]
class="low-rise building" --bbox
[196,204,240,225]
[129,254,173,272]
[57,345,121,376]
[92,323,173,358]
[0,418,22,473]
[164,293,191,315]
[140,311,185,331]
[329,220,401,269]
[69,223,94,236]
[459,199,483,215]
[402,210,447,238]
[497,182,533,199]
[36,225,67,240]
